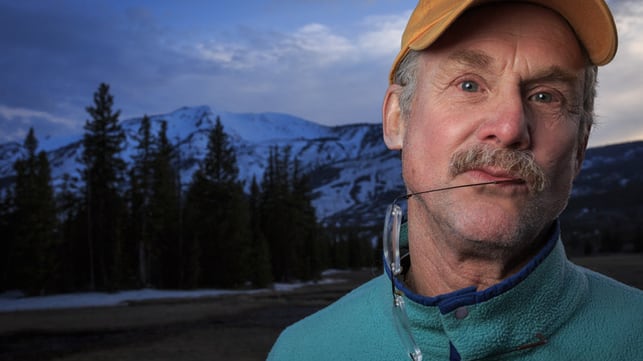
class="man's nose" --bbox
[475,91,531,150]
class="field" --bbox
[1,255,641,361]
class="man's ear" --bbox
[382,85,405,150]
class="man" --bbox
[268,1,643,360]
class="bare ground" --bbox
[0,269,379,361]
[1,255,641,361]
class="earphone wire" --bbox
[393,179,523,205]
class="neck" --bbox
[404,219,546,296]
[406,245,521,296]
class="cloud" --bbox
[184,9,411,125]
[0,105,77,144]
[194,22,357,71]
[289,23,356,64]
[590,0,643,146]
[0,1,211,138]
[0,106,75,128]
[357,12,410,58]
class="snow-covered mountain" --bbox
[0,106,404,228]
[1,105,642,237]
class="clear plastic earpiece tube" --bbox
[385,202,422,360]
[384,203,403,276]
[393,292,423,361]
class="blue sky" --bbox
[1,0,641,148]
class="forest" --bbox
[0,83,376,296]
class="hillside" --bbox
[1,106,642,251]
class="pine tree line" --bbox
[0,83,376,296]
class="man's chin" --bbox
[449,212,535,247]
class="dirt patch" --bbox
[0,269,378,361]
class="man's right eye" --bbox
[460,80,479,92]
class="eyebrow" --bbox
[447,49,493,69]
[524,66,581,87]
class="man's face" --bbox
[383,4,589,252]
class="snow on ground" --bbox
[0,270,347,313]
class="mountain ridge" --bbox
[1,106,642,244]
[0,106,403,227]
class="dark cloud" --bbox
[0,1,217,140]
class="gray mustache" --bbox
[449,145,547,193]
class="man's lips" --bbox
[463,168,525,183]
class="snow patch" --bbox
[0,271,347,313]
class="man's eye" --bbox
[530,92,554,103]
[460,80,479,92]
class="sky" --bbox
[0,0,642,148]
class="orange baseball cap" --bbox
[389,0,618,83]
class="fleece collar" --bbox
[385,221,588,360]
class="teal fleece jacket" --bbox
[268,225,643,360]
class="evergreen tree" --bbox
[260,146,292,282]
[128,115,155,287]
[56,173,85,291]
[248,176,273,287]
[0,185,16,291]
[184,116,251,288]
[149,121,182,288]
[260,146,323,282]
[80,82,127,290]
[9,128,59,294]
[290,158,324,280]
[346,227,374,270]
